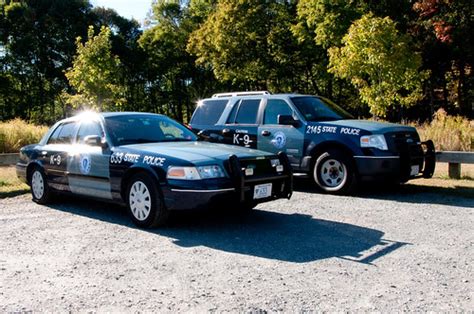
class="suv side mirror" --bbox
[84,135,107,148]
[278,115,300,127]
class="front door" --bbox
[257,99,305,167]
[67,120,112,200]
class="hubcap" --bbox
[32,171,44,199]
[129,181,151,221]
[320,159,346,188]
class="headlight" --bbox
[197,165,225,179]
[167,165,225,180]
[360,134,388,150]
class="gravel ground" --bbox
[0,179,472,312]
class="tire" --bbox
[312,149,356,194]
[30,166,53,204]
[126,173,169,228]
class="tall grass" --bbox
[0,119,49,153]
[415,109,473,151]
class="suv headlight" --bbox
[360,134,388,150]
[167,165,225,180]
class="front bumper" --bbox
[162,152,293,211]
[355,140,436,182]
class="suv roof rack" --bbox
[211,91,271,98]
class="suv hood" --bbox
[122,141,271,163]
[312,119,417,134]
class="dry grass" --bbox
[0,166,29,198]
[414,109,473,152]
[0,119,49,153]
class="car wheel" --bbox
[312,149,355,194]
[126,173,169,228]
[30,167,53,204]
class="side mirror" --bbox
[84,135,107,148]
[278,115,300,127]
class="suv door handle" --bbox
[222,128,231,135]
[261,130,271,137]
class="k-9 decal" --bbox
[49,154,61,165]
[233,134,253,147]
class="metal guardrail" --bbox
[436,151,474,179]
[1,151,473,179]
[0,153,19,166]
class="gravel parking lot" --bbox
[1,179,472,312]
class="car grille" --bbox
[386,131,424,179]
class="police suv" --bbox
[16,112,293,227]
[189,91,436,194]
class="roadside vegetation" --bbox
[415,109,473,151]
[0,119,48,154]
[0,166,29,198]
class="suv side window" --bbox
[227,99,261,124]
[264,99,293,125]
[77,121,103,144]
[191,99,228,125]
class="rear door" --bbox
[221,98,262,149]
[67,120,112,200]
[258,99,305,166]
[42,122,77,190]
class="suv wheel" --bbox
[312,149,355,194]
[126,173,169,228]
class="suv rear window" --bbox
[191,99,228,125]
[227,99,261,124]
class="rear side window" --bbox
[47,122,77,144]
[227,99,261,124]
[191,99,228,125]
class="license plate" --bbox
[410,165,420,176]
[253,183,272,199]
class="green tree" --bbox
[0,0,93,122]
[65,25,125,111]
[328,14,428,117]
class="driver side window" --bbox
[76,121,103,144]
[264,99,293,125]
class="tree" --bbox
[65,25,125,111]
[328,14,428,117]
[0,0,94,122]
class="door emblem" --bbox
[80,154,92,174]
[271,131,287,149]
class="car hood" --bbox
[121,141,271,163]
[311,119,417,133]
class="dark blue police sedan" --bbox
[16,112,292,227]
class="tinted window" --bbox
[234,99,260,124]
[77,121,103,144]
[291,96,353,122]
[264,99,293,124]
[104,114,197,146]
[191,99,228,125]
[47,124,63,144]
[48,122,76,144]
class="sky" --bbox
[90,0,153,24]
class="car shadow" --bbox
[46,197,404,264]
[293,177,474,208]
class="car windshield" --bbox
[104,114,197,146]
[290,96,353,122]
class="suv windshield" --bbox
[105,114,197,146]
[291,96,353,122]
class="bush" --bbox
[415,109,473,151]
[0,119,49,153]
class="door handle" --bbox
[222,128,231,135]
[261,130,271,137]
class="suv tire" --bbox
[312,149,355,194]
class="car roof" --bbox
[57,111,166,124]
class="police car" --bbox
[189,91,436,194]
[16,112,293,227]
